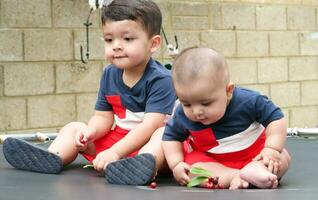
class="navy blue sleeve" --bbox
[94,67,112,111]
[162,105,189,142]
[145,76,176,114]
[255,95,284,127]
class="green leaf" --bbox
[189,167,213,177]
[187,176,208,188]
[83,164,94,169]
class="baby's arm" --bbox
[255,118,287,174]
[162,141,191,185]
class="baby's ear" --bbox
[226,82,235,99]
[150,35,161,53]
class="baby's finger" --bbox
[273,161,279,175]
[267,160,274,173]
[253,154,262,161]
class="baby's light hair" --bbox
[172,46,230,86]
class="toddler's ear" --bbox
[150,35,161,53]
[226,82,235,100]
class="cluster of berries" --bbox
[204,177,224,189]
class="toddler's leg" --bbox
[3,122,88,174]
[239,161,278,189]
[105,127,165,185]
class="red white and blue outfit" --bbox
[82,59,176,161]
[162,87,284,169]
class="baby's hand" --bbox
[93,148,120,172]
[253,147,281,175]
[75,127,96,149]
[172,162,191,186]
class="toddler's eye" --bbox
[125,37,134,41]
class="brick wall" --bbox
[0,0,318,134]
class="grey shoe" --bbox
[3,137,63,174]
[105,153,156,185]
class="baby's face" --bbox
[175,77,229,125]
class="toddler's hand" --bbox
[93,148,120,172]
[75,127,96,149]
[172,162,191,186]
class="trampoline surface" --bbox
[0,138,317,200]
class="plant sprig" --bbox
[187,167,213,188]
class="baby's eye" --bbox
[182,103,190,107]
[201,102,211,106]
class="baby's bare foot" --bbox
[240,161,278,189]
[229,173,249,190]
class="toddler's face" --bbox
[102,20,153,70]
[175,77,230,125]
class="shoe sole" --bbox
[3,137,63,174]
[105,153,156,185]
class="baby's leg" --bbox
[240,161,278,189]
[191,162,249,189]
[277,148,291,179]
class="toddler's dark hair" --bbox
[101,0,162,38]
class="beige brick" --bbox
[243,84,270,97]
[201,31,236,57]
[74,29,105,61]
[222,5,255,30]
[210,4,223,30]
[290,106,318,127]
[53,0,100,28]
[301,81,318,105]
[300,32,318,55]
[170,2,209,16]
[289,57,318,81]
[77,94,97,122]
[256,5,287,30]
[227,58,257,84]
[28,95,76,128]
[0,30,23,61]
[24,30,73,61]
[258,58,288,83]
[4,63,54,96]
[156,2,170,29]
[163,31,200,58]
[0,98,26,131]
[0,65,3,96]
[237,32,269,57]
[56,62,101,93]
[271,83,300,107]
[172,16,209,30]
[269,31,299,56]
[281,108,290,128]
[287,6,316,30]
[2,0,51,27]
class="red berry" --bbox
[205,182,214,189]
[149,182,157,188]
[212,176,219,185]
[218,184,224,189]
[208,177,214,183]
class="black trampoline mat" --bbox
[0,138,317,200]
